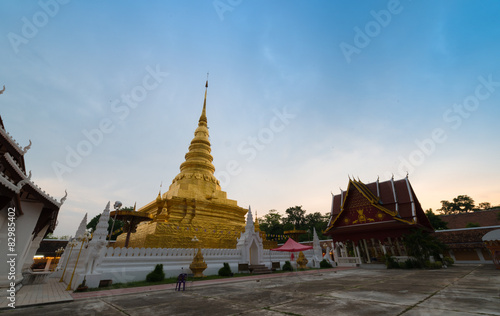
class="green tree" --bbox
[283,206,306,228]
[425,209,448,230]
[438,200,454,214]
[403,229,447,266]
[44,233,58,239]
[478,202,491,210]
[453,195,475,213]
[304,212,330,240]
[258,210,283,236]
[438,195,475,214]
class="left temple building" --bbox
[0,113,66,290]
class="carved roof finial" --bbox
[60,190,68,205]
[0,85,5,95]
[22,140,32,154]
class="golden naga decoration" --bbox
[113,79,247,249]
[189,248,208,277]
[296,251,308,269]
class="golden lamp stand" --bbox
[66,232,91,291]
[59,242,76,283]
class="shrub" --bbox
[320,259,333,268]
[146,264,165,282]
[282,260,293,272]
[218,262,233,277]
[385,254,400,269]
[403,229,447,267]
[443,256,454,266]
[466,222,480,228]
[403,258,422,269]
[427,261,443,269]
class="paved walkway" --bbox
[0,277,73,309]
[70,267,350,300]
[1,264,499,315]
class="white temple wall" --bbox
[59,246,319,290]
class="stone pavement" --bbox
[0,277,72,309]
[1,264,498,315]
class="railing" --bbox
[336,257,361,265]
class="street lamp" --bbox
[108,201,122,244]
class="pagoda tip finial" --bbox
[199,76,208,124]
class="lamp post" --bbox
[66,231,91,291]
[108,201,122,245]
[59,241,76,282]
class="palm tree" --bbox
[403,229,447,266]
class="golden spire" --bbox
[199,74,208,125]
[169,77,218,194]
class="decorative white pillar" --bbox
[44,258,52,271]
[371,238,378,256]
[21,225,49,271]
[362,239,372,263]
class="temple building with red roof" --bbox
[324,176,434,265]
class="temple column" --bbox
[379,240,386,255]
[340,242,347,257]
[395,238,403,256]
[362,239,371,263]
[476,249,486,263]
[371,238,378,257]
[354,243,361,263]
[44,258,52,271]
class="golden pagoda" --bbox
[114,80,248,249]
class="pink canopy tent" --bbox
[271,238,313,252]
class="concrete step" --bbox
[249,264,272,274]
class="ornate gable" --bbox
[327,179,412,232]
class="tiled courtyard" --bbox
[1,264,498,316]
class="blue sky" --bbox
[1,0,499,237]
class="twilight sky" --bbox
[1,0,499,237]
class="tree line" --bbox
[257,206,330,242]
[437,195,497,214]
